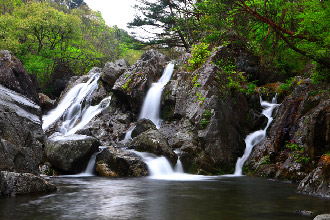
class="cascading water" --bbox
[123,63,174,141]
[132,150,210,181]
[139,63,175,128]
[42,72,111,176]
[233,96,278,176]
[42,72,111,134]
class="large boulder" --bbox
[159,62,250,174]
[44,134,100,174]
[131,118,157,138]
[0,50,39,104]
[0,171,56,196]
[0,85,44,175]
[101,59,129,88]
[95,146,148,177]
[112,49,170,113]
[130,129,178,165]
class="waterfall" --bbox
[233,95,278,176]
[42,72,111,135]
[131,150,210,181]
[139,63,175,128]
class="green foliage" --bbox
[196,92,205,106]
[122,78,132,91]
[0,0,143,94]
[260,156,271,166]
[286,139,311,164]
[200,109,211,129]
[186,42,211,72]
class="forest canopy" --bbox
[0,0,142,94]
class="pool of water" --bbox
[1,176,330,220]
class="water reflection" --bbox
[1,176,330,220]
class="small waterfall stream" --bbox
[139,63,175,128]
[233,96,278,176]
[42,72,111,175]
[42,72,111,134]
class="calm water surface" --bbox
[1,176,330,220]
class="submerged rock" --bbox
[0,171,56,196]
[95,146,148,177]
[130,129,178,165]
[44,134,100,174]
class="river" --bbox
[1,176,330,220]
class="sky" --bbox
[84,0,137,31]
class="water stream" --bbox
[42,72,111,134]
[233,96,278,176]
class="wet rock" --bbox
[0,50,39,104]
[45,134,100,174]
[112,49,170,113]
[130,129,178,165]
[297,167,330,198]
[0,171,56,196]
[131,118,157,138]
[38,93,55,114]
[247,80,330,183]
[293,210,313,216]
[0,85,44,175]
[314,214,330,220]
[101,59,129,88]
[95,146,148,177]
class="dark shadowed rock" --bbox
[0,171,56,196]
[95,146,148,177]
[0,50,39,103]
[130,129,178,165]
[102,59,129,88]
[45,134,100,174]
[131,118,157,138]
[0,85,44,175]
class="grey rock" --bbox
[45,134,100,174]
[102,59,129,88]
[131,118,157,138]
[314,214,330,220]
[38,93,55,114]
[130,129,178,165]
[0,171,56,196]
[0,50,39,104]
[0,85,44,175]
[95,146,148,177]
[113,49,170,113]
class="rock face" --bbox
[95,146,148,177]
[247,80,330,181]
[158,61,250,174]
[314,214,330,220]
[112,49,170,113]
[101,59,129,88]
[0,85,44,175]
[44,134,100,174]
[130,129,178,166]
[0,50,39,104]
[0,171,56,196]
[131,118,157,138]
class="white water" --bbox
[42,72,111,135]
[233,96,278,176]
[132,150,211,181]
[139,63,175,128]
